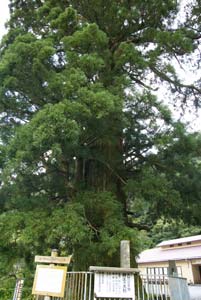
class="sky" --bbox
[0,0,9,37]
[0,0,200,131]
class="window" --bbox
[177,266,182,277]
[146,267,168,277]
[146,267,182,277]
[163,268,168,275]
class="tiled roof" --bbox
[157,235,201,247]
[137,245,201,263]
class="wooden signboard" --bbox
[35,255,72,265]
[32,265,67,297]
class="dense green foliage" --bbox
[0,0,201,296]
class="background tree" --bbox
[0,0,201,293]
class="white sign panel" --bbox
[94,272,134,298]
[32,265,67,297]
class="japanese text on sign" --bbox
[94,272,134,298]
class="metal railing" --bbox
[136,274,170,300]
[64,272,93,300]
[34,271,171,300]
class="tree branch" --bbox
[150,65,201,94]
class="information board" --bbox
[94,272,134,298]
[32,265,67,297]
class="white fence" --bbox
[136,273,170,300]
[65,272,93,300]
[12,279,24,300]
[35,271,171,300]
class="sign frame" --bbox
[90,267,136,299]
[32,265,67,297]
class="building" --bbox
[137,235,201,284]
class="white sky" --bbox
[0,0,9,37]
[0,0,200,131]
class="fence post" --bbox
[44,249,58,300]
[12,279,24,300]
[169,276,190,300]
[168,260,178,276]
